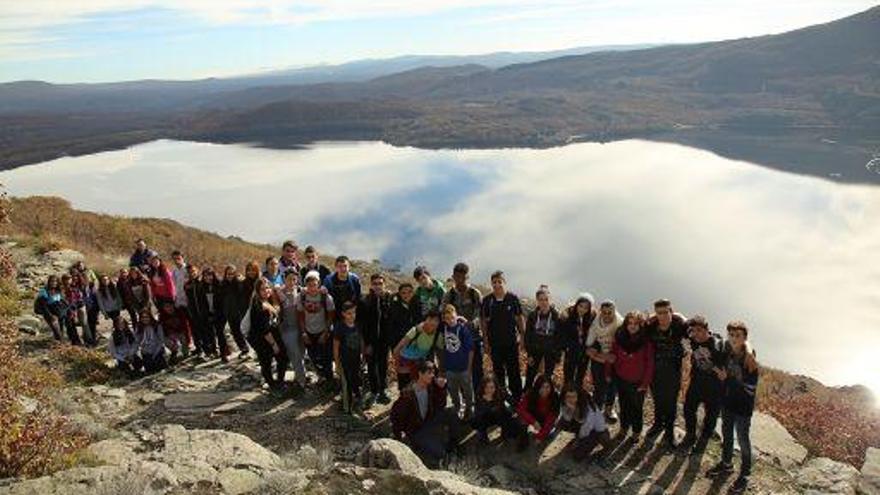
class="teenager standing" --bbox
[481,271,525,402]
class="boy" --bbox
[440,304,474,419]
[645,298,688,449]
[359,273,393,404]
[297,271,336,386]
[334,301,365,415]
[442,262,483,392]
[413,266,445,319]
[323,255,362,307]
[481,271,525,402]
[299,245,331,285]
[681,315,725,454]
[279,240,301,278]
[707,321,759,495]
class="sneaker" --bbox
[645,423,664,439]
[706,462,734,478]
[238,351,250,360]
[730,475,749,494]
[604,405,619,424]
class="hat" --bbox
[576,292,594,305]
[304,270,321,283]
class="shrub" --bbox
[50,345,113,385]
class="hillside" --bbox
[4,194,879,469]
[1,7,878,169]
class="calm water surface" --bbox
[3,139,878,398]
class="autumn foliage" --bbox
[0,191,89,478]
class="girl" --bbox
[471,374,525,443]
[607,311,654,440]
[570,382,612,462]
[524,285,562,390]
[263,256,284,288]
[200,266,229,362]
[34,275,67,341]
[137,308,166,374]
[248,277,287,391]
[60,273,86,346]
[561,293,596,388]
[96,274,123,323]
[147,254,176,307]
[556,384,585,434]
[108,317,142,377]
[586,299,624,421]
[516,374,560,450]
[221,264,250,358]
[116,268,139,326]
[278,271,307,389]
[159,300,191,363]
[127,267,152,317]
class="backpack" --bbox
[403,326,442,361]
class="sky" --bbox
[0,0,877,83]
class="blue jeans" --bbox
[721,409,752,476]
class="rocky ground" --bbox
[3,244,879,494]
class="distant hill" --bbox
[0,7,878,169]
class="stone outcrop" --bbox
[798,457,861,494]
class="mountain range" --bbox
[0,6,877,170]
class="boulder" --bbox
[87,439,136,466]
[15,314,43,334]
[217,467,261,495]
[160,424,281,471]
[861,447,880,495]
[750,412,808,468]
[357,438,427,475]
[798,457,860,494]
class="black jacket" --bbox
[387,295,422,349]
[645,313,688,369]
[524,307,562,357]
[359,290,393,347]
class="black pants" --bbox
[366,340,388,395]
[563,347,589,388]
[126,307,139,327]
[188,314,211,354]
[590,360,615,408]
[651,365,681,436]
[491,344,522,401]
[86,306,99,346]
[117,356,144,377]
[525,347,559,390]
[340,352,363,412]
[143,352,167,374]
[472,336,484,395]
[572,430,612,461]
[684,377,722,440]
[471,407,525,440]
[206,314,229,356]
[249,330,288,386]
[304,334,333,381]
[410,408,467,469]
[227,315,249,353]
[64,314,82,345]
[616,378,646,434]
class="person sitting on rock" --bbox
[564,383,612,463]
[136,308,166,374]
[34,275,67,342]
[471,373,524,444]
[159,299,191,364]
[390,359,463,468]
[108,317,142,377]
[515,374,560,450]
[706,321,759,495]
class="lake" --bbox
[2,138,879,398]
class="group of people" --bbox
[32,238,760,494]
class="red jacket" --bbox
[391,382,448,440]
[607,335,655,389]
[149,266,176,302]
[516,394,558,441]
